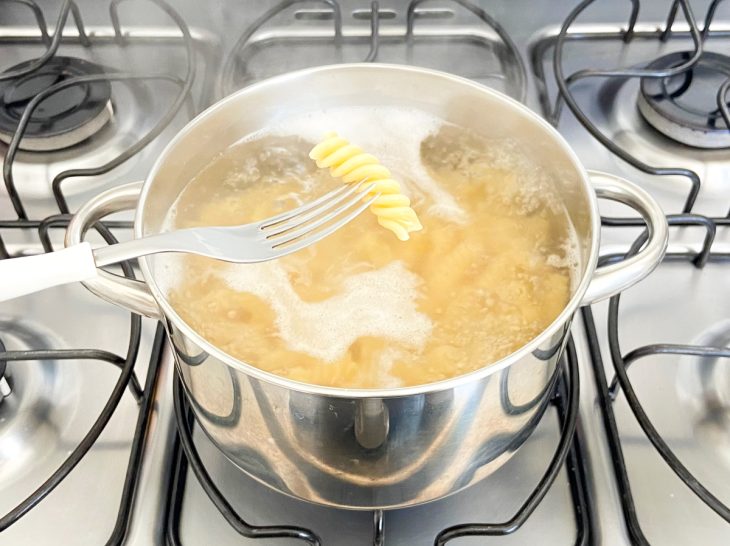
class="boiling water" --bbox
[162,107,579,388]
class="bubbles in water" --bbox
[221,260,432,363]
[158,105,582,389]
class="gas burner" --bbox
[0,316,82,491]
[0,56,113,152]
[678,320,730,463]
[637,51,730,149]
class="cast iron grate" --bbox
[164,338,590,546]
[0,0,194,543]
[581,226,730,545]
[217,0,527,102]
[532,0,730,543]
[531,0,730,217]
[160,2,591,544]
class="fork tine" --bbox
[269,192,379,255]
[267,187,375,245]
[259,180,366,230]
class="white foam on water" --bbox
[262,106,468,223]
[218,260,433,363]
[545,218,583,289]
[376,347,408,388]
[153,104,587,381]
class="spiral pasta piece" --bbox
[309,132,423,241]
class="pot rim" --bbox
[136,63,601,399]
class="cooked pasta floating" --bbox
[165,118,577,389]
[309,132,423,241]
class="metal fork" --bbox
[0,181,377,302]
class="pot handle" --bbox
[581,170,668,306]
[65,182,162,319]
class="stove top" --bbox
[0,1,729,545]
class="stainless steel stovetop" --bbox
[0,1,728,545]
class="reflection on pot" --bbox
[169,314,563,509]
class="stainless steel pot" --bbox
[65,64,668,510]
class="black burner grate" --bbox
[158,2,592,544]
[532,0,730,216]
[164,339,590,546]
[4,1,681,543]
[532,0,730,543]
[582,227,730,544]
[217,0,527,101]
[0,0,196,542]
[0,0,195,223]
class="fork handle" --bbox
[0,242,98,301]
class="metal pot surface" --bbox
[66,64,668,509]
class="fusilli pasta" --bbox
[309,132,422,241]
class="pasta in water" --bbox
[164,108,577,389]
[309,132,422,241]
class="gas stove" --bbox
[0,1,728,545]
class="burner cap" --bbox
[637,51,730,149]
[0,56,112,152]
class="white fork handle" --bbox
[0,242,98,301]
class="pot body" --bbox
[169,315,568,509]
[66,64,668,509]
